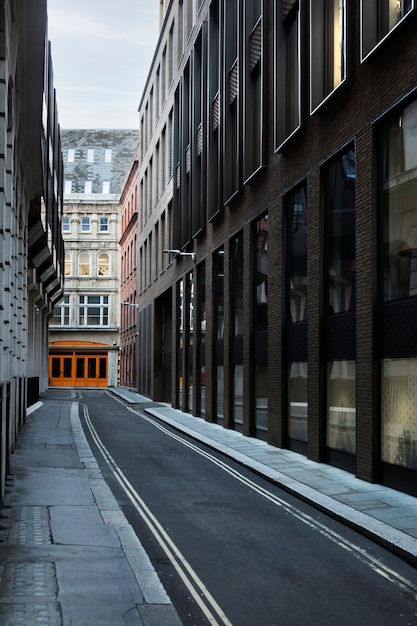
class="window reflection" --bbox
[382,358,417,470]
[255,214,269,331]
[287,185,307,322]
[326,360,356,454]
[382,99,417,302]
[324,148,356,314]
[288,362,308,442]
[232,232,244,335]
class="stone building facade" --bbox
[135,1,417,496]
[49,130,138,388]
[0,0,64,500]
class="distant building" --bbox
[0,0,64,500]
[119,153,139,390]
[49,130,138,388]
[136,0,417,496]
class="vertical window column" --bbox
[322,145,357,470]
[231,232,244,430]
[253,213,269,437]
[213,246,224,423]
[243,0,265,181]
[286,184,308,451]
[378,97,417,490]
[275,1,303,150]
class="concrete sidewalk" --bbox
[110,387,417,567]
[0,388,181,626]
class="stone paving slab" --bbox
[0,391,182,626]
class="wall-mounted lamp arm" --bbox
[163,249,196,262]
[121,302,139,309]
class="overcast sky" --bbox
[47,0,160,130]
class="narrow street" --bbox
[80,390,417,626]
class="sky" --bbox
[47,0,160,130]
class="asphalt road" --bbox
[79,390,417,626]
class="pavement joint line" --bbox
[68,401,173,606]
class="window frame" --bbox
[310,0,351,115]
[242,0,266,183]
[99,217,109,232]
[51,295,70,326]
[285,181,308,324]
[78,251,92,276]
[322,142,356,316]
[97,252,110,276]
[81,217,90,232]
[274,0,304,152]
[376,90,417,304]
[78,295,109,327]
[62,216,70,232]
[361,0,415,62]
[64,252,72,276]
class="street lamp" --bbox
[121,302,139,308]
[163,249,196,262]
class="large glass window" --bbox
[287,184,307,323]
[214,247,224,422]
[255,214,268,331]
[288,362,308,442]
[275,1,302,150]
[78,252,91,276]
[186,271,194,412]
[231,232,244,429]
[100,217,109,232]
[310,0,348,113]
[255,364,268,432]
[323,147,356,314]
[81,217,90,232]
[98,252,110,276]
[78,295,109,326]
[64,252,71,276]
[231,232,244,335]
[50,295,70,326]
[326,360,356,454]
[361,0,414,60]
[253,214,268,434]
[382,357,417,470]
[243,0,265,181]
[177,278,184,407]
[197,262,206,417]
[381,99,417,302]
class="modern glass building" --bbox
[133,0,417,495]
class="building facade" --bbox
[0,0,64,500]
[136,1,417,495]
[49,130,138,388]
[119,153,139,389]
